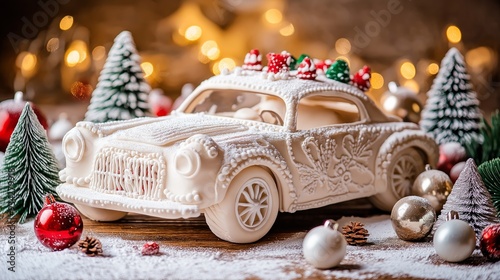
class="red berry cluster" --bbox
[351,66,371,91]
[266,52,291,74]
[141,241,160,255]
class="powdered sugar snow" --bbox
[4,215,499,280]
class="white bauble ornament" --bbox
[303,220,347,269]
[433,211,476,262]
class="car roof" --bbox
[181,68,391,123]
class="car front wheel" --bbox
[205,166,279,243]
[370,148,426,211]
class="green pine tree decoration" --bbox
[0,103,61,223]
[465,110,500,165]
[478,158,500,218]
[326,59,350,83]
[84,31,151,123]
[420,47,482,146]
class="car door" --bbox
[287,91,383,209]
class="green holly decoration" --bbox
[465,110,500,165]
[420,48,482,146]
[0,103,60,223]
[85,31,151,123]
[326,59,350,83]
[478,158,500,218]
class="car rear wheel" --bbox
[205,166,279,243]
[370,148,425,211]
[75,204,128,222]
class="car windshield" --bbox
[184,89,287,126]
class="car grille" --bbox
[90,147,165,200]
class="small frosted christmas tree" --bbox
[85,31,151,123]
[433,159,499,243]
[478,158,500,217]
[420,48,481,146]
[0,103,60,223]
[326,59,350,83]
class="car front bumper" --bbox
[56,183,201,219]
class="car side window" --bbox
[296,94,361,130]
[185,89,286,125]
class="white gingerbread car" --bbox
[57,61,438,243]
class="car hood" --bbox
[103,114,251,146]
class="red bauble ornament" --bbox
[437,142,467,175]
[352,66,371,91]
[449,161,466,183]
[34,194,83,251]
[480,224,500,260]
[296,57,317,80]
[0,92,48,152]
[266,52,291,74]
[142,241,160,255]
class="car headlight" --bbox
[174,147,201,178]
[62,129,85,162]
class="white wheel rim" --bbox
[392,154,421,198]
[235,178,272,231]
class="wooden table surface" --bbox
[82,199,383,251]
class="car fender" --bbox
[214,141,293,211]
[375,130,439,193]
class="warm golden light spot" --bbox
[65,40,88,67]
[218,58,236,72]
[207,48,220,60]
[403,79,420,93]
[446,25,461,43]
[400,61,416,79]
[140,62,154,78]
[59,15,74,31]
[201,40,218,55]
[466,47,493,70]
[279,23,295,36]
[46,38,60,52]
[66,50,80,67]
[185,25,202,41]
[412,102,421,113]
[212,61,220,75]
[371,72,384,90]
[21,53,37,72]
[426,63,439,75]
[264,9,282,24]
[335,38,351,55]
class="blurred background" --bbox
[0,0,499,123]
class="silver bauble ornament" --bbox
[380,83,423,123]
[433,211,476,262]
[391,196,436,241]
[303,220,347,269]
[411,165,453,212]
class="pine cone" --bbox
[342,221,369,246]
[77,236,103,256]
